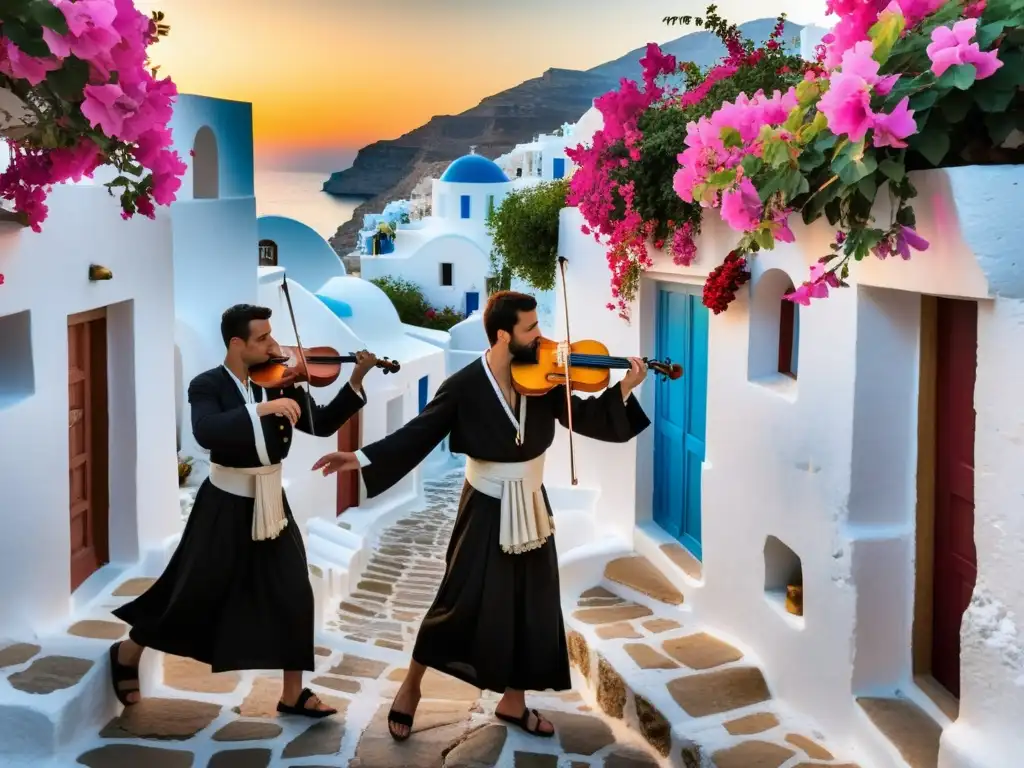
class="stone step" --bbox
[857,695,941,768]
[602,555,685,606]
[565,580,862,768]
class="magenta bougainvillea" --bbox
[571,0,1022,316]
[0,0,187,232]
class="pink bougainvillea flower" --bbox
[81,83,140,139]
[720,177,763,232]
[819,71,875,141]
[926,18,1003,79]
[964,0,987,18]
[42,0,121,65]
[872,97,917,147]
[0,42,60,86]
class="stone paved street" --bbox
[39,469,665,768]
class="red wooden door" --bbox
[336,409,361,515]
[932,298,979,697]
[68,310,110,592]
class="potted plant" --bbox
[0,0,187,231]
[177,453,193,487]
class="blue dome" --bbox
[440,154,509,184]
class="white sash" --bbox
[209,463,288,541]
[464,454,554,554]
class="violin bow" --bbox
[279,273,317,435]
[558,256,578,486]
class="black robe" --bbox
[113,366,365,672]
[359,357,650,692]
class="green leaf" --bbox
[28,0,68,34]
[974,84,1018,113]
[868,5,905,63]
[940,89,975,122]
[720,126,743,149]
[858,175,878,201]
[910,128,950,166]
[783,106,806,134]
[1,18,52,58]
[757,173,785,203]
[878,158,906,181]
[740,155,764,178]
[814,132,839,151]
[984,110,1017,145]
[0,0,35,17]
[908,88,939,111]
[753,227,776,251]
[938,63,977,91]
[798,146,826,173]
[46,57,89,102]
[762,137,791,169]
[707,169,737,186]
[831,139,878,185]
[977,20,1009,48]
[781,167,810,201]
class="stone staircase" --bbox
[564,554,864,768]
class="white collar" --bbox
[222,364,254,405]
[481,354,526,445]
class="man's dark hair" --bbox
[221,304,272,348]
[483,291,537,345]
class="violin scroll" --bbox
[646,358,683,380]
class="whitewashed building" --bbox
[550,157,1024,768]
[358,152,513,316]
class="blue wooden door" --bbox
[418,375,429,412]
[465,291,479,316]
[552,158,566,179]
[653,287,709,558]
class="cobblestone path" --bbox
[50,469,664,768]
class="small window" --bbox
[486,195,495,218]
[460,195,470,219]
[440,262,454,286]
[258,239,278,267]
[778,299,799,378]
[418,375,429,412]
[552,158,566,179]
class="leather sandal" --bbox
[495,707,555,737]
[387,707,414,741]
[276,687,337,718]
[108,642,140,707]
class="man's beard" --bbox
[509,338,538,363]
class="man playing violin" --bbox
[109,303,377,718]
[311,291,651,741]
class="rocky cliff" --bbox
[326,19,802,255]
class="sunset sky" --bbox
[137,0,832,171]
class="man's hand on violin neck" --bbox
[311,452,360,476]
[620,357,649,397]
[349,350,378,390]
[257,398,300,426]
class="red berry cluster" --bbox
[702,251,751,314]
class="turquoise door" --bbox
[653,287,709,558]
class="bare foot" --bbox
[495,700,555,735]
[388,684,421,740]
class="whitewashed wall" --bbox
[360,233,489,315]
[0,185,179,637]
[169,96,260,468]
[555,166,1024,768]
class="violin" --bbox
[263,274,401,433]
[511,338,681,396]
[537,257,684,486]
[249,345,401,389]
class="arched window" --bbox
[258,239,278,267]
[192,126,219,199]
[778,296,799,378]
[747,268,800,390]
